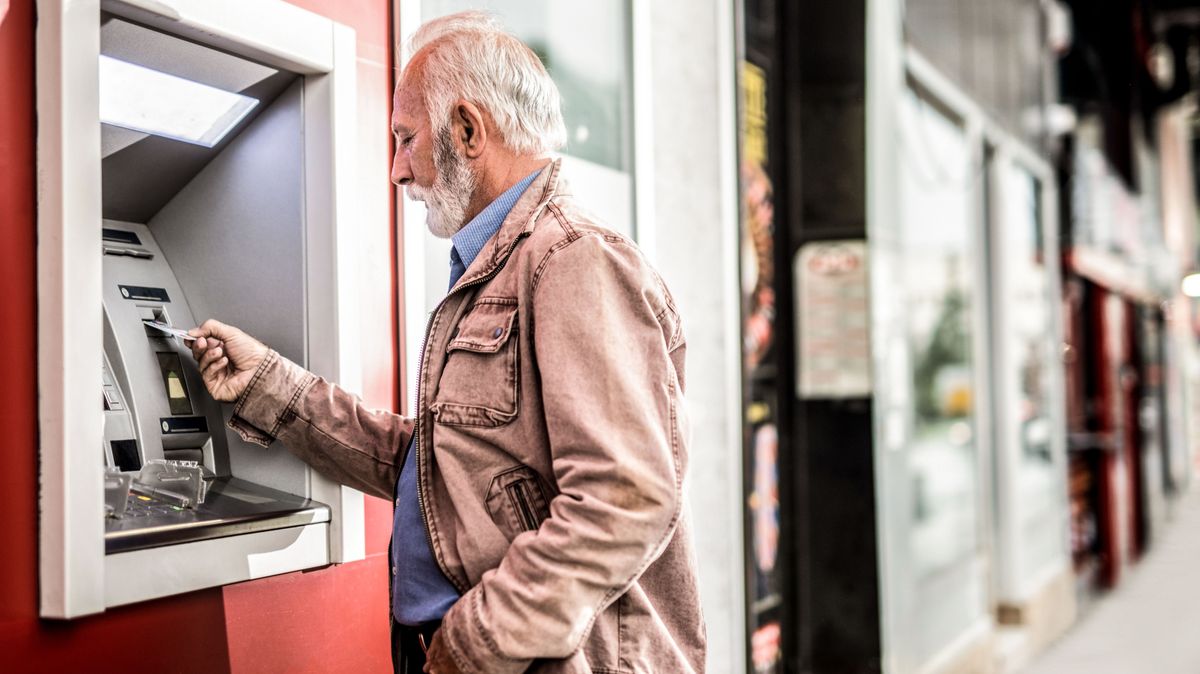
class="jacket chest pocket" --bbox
[431,299,520,427]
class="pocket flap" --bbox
[448,300,518,354]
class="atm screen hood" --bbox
[100,13,299,223]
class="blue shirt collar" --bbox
[451,168,542,270]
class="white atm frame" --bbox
[37,0,367,618]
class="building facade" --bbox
[733,0,1200,672]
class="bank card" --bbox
[143,320,197,342]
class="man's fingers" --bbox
[189,336,208,358]
[191,318,237,342]
[201,349,225,375]
[198,345,224,371]
[190,336,225,362]
[202,356,229,380]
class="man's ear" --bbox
[453,99,488,159]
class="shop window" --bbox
[896,86,982,579]
[419,0,635,235]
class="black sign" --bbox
[119,285,170,302]
[159,416,208,435]
[102,228,142,245]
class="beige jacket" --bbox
[229,160,705,673]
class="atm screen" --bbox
[155,352,194,416]
[111,439,141,472]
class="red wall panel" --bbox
[224,555,392,674]
[4,592,232,674]
[0,0,40,632]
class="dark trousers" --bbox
[391,620,441,674]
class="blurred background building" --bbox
[4,0,1200,673]
[737,0,1200,672]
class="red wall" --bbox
[0,0,41,643]
[0,1,399,671]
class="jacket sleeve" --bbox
[229,349,411,500]
[438,234,687,672]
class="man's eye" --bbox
[402,135,415,148]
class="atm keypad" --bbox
[123,493,185,518]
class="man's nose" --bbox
[391,152,413,186]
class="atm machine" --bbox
[94,11,339,561]
[101,219,329,553]
[37,0,365,617]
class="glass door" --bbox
[988,150,1069,611]
[872,81,992,670]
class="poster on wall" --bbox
[750,621,782,673]
[795,240,871,398]
[741,60,775,372]
[740,51,784,672]
[752,423,780,576]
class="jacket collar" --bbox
[452,158,565,290]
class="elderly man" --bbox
[188,11,704,674]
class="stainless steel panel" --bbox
[105,477,330,554]
[149,79,310,497]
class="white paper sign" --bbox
[795,240,872,398]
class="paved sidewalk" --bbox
[1023,485,1200,674]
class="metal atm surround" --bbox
[102,222,330,554]
[96,17,330,555]
[37,0,365,618]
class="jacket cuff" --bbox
[440,589,531,674]
[228,350,315,447]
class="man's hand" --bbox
[187,319,269,402]
[423,633,463,674]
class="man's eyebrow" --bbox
[392,122,410,136]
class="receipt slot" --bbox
[37,0,366,617]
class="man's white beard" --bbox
[407,128,476,239]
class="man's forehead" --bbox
[391,87,424,132]
[391,61,426,131]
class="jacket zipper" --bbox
[506,481,539,531]
[413,227,536,594]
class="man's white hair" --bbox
[408,11,566,156]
